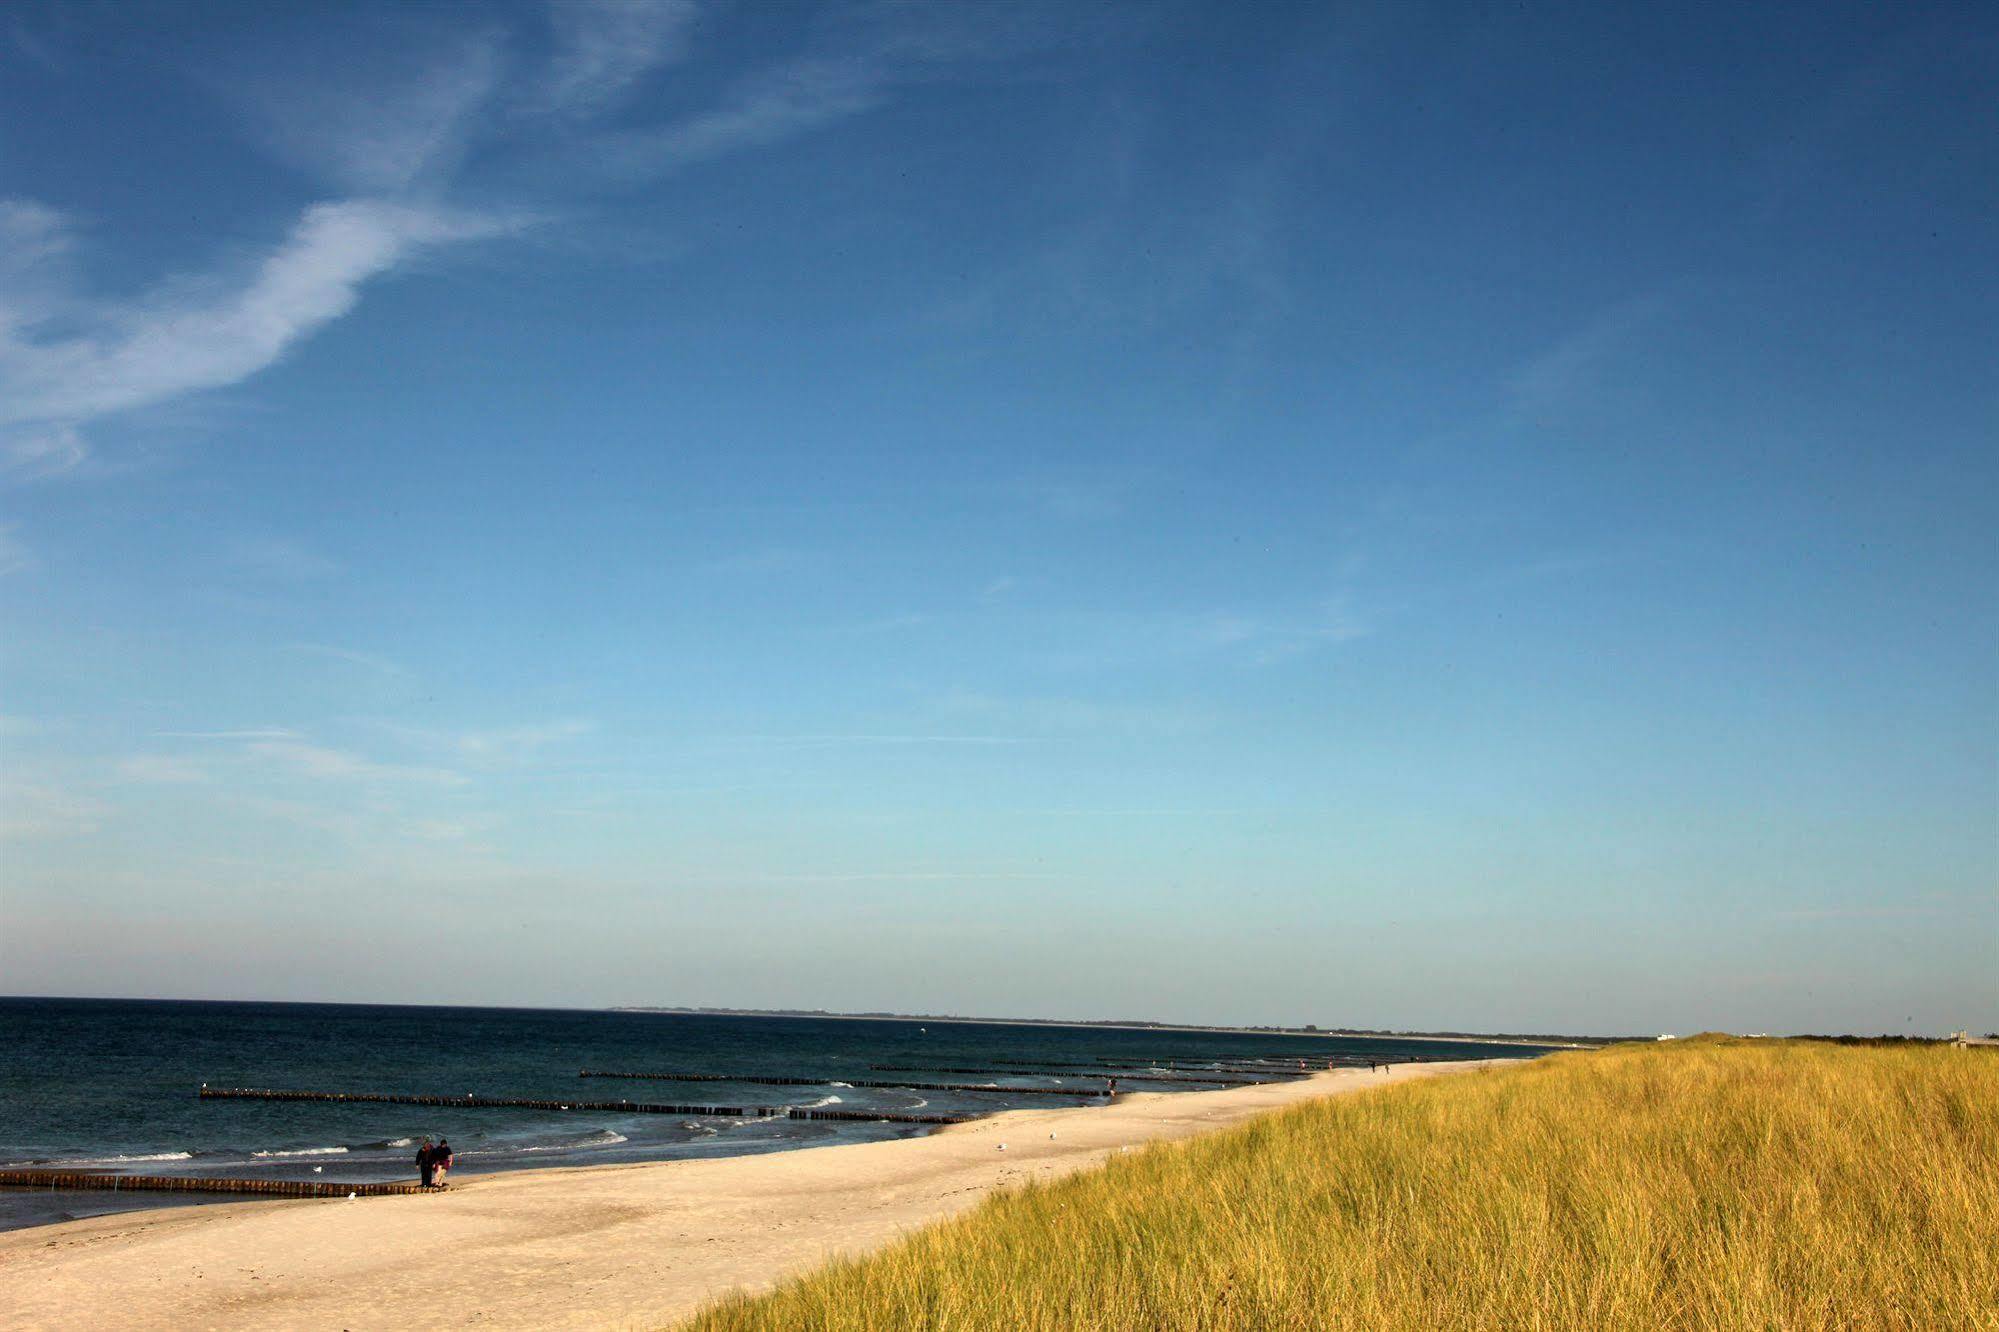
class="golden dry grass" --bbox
[680,1038,1999,1331]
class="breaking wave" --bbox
[15,1151,195,1168]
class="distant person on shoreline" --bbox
[433,1138,454,1187]
[1106,1076,1118,1097]
[415,1137,435,1188]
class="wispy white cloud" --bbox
[370,718,594,769]
[1021,595,1372,674]
[924,112,1295,366]
[0,780,106,840]
[149,728,471,787]
[244,739,467,787]
[452,720,594,767]
[0,205,87,479]
[233,788,479,840]
[594,54,887,178]
[0,199,72,282]
[0,200,520,479]
[0,4,1059,486]
[531,0,699,118]
[223,28,507,195]
[287,643,411,678]
[1,200,514,431]
[1,424,87,479]
[235,794,365,838]
[115,755,212,785]
[577,2,1070,181]
[0,27,520,477]
[233,796,480,850]
[1205,596,1371,666]
[157,721,581,792]
[1506,293,1673,422]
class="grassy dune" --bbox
[683,1039,1999,1331]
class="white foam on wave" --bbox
[385,1138,414,1148]
[799,1094,844,1109]
[517,1129,629,1153]
[252,1146,349,1158]
[829,1082,852,1088]
[23,1151,194,1168]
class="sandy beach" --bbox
[0,1060,1489,1331]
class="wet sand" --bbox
[0,1060,1494,1330]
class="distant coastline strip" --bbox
[195,1087,971,1126]
[578,1070,1110,1097]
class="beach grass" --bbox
[681,1038,1999,1330]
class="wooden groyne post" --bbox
[578,1070,1111,1098]
[0,1169,424,1198]
[195,1086,971,1125]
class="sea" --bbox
[0,997,1551,1233]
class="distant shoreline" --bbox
[609,1006,1599,1049]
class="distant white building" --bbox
[1657,1034,1676,1041]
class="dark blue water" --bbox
[0,997,1549,1232]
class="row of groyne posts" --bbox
[2,1051,1446,1199]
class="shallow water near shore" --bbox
[0,997,1544,1232]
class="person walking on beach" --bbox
[432,1137,454,1187]
[415,1137,435,1188]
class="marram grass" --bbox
[681,1039,1999,1331]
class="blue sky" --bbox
[1,0,1992,1035]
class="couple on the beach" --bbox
[415,1137,454,1188]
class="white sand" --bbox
[0,1060,1492,1330]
